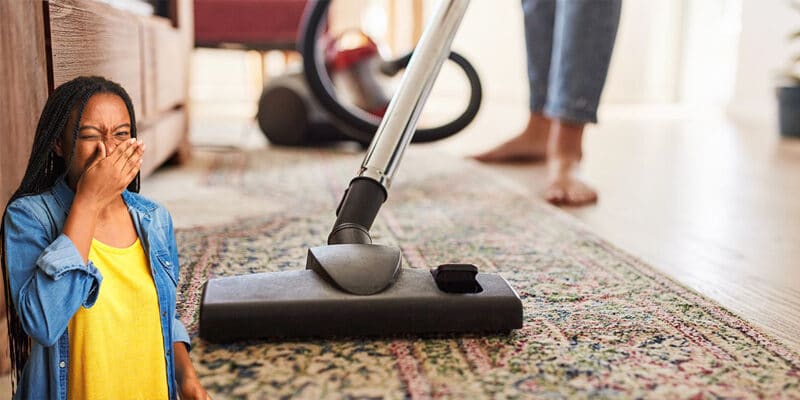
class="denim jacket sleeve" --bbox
[172,318,190,349]
[164,210,191,351]
[3,200,103,346]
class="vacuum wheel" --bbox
[257,85,309,146]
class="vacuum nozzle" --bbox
[306,244,402,295]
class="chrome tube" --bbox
[358,0,471,189]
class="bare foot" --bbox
[545,157,598,206]
[472,113,550,163]
[544,120,597,206]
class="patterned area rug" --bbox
[168,147,800,399]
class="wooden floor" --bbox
[432,100,800,352]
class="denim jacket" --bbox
[3,178,190,399]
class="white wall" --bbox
[603,0,685,104]
[446,0,529,105]
[678,0,742,107]
[727,0,798,125]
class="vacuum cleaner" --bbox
[199,0,523,342]
[256,0,483,146]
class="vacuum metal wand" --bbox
[329,0,471,245]
[359,0,470,189]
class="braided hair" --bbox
[1,76,139,389]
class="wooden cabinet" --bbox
[0,0,193,209]
[144,18,189,115]
[0,1,49,211]
[49,0,146,114]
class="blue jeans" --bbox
[523,0,621,124]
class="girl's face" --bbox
[55,93,133,189]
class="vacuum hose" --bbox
[300,0,482,144]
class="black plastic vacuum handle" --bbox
[328,177,387,245]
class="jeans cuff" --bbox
[530,90,548,113]
[544,101,598,124]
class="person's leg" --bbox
[474,0,555,162]
[543,0,621,205]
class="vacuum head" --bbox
[199,244,523,342]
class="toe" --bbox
[565,183,597,206]
[545,184,567,204]
[472,149,502,162]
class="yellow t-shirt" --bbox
[68,238,168,400]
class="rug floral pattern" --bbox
[172,148,800,399]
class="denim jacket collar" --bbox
[52,178,75,212]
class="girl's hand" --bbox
[76,138,144,208]
[179,377,211,400]
[175,342,210,400]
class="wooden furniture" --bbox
[0,1,48,212]
[0,0,194,210]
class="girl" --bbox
[2,76,209,399]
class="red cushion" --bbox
[194,0,308,48]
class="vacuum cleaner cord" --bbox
[299,0,483,144]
